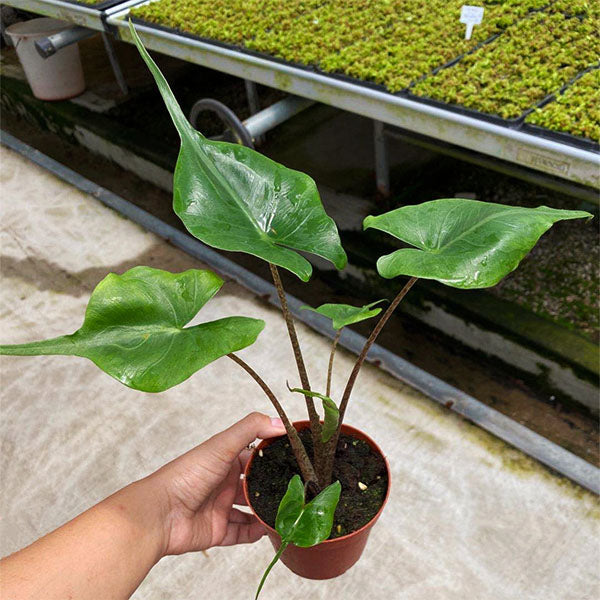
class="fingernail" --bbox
[270,417,285,428]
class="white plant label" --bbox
[460,5,484,40]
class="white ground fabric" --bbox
[1,146,598,599]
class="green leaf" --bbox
[274,474,306,539]
[364,199,592,289]
[276,474,342,547]
[301,300,386,329]
[256,475,341,598]
[286,384,339,442]
[0,266,264,393]
[128,21,347,282]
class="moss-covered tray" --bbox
[524,68,600,148]
[130,0,547,93]
[411,9,599,121]
[129,0,600,144]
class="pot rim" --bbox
[242,420,391,545]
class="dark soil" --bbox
[247,429,388,540]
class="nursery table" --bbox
[104,1,599,197]
[8,0,600,198]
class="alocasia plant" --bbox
[0,19,592,597]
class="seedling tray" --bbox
[131,15,600,157]
[521,123,600,153]
[523,66,600,152]
[110,12,600,189]
[405,88,599,153]
[130,16,504,108]
[404,90,525,129]
[129,16,399,96]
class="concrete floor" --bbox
[0,145,598,599]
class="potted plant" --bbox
[0,22,592,598]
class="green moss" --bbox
[130,1,599,138]
[412,10,599,121]
[131,0,548,92]
[526,69,600,142]
[377,394,598,511]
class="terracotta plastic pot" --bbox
[243,420,391,580]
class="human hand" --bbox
[144,412,286,556]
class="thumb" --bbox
[203,412,287,465]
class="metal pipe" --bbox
[243,95,314,140]
[3,130,598,495]
[244,80,261,116]
[35,26,96,59]
[385,127,600,204]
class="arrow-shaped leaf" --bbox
[0,267,264,393]
[277,474,341,546]
[364,199,592,289]
[256,474,341,599]
[287,383,339,442]
[301,300,386,330]
[128,21,347,282]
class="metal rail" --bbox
[106,9,599,191]
[2,130,597,495]
[3,0,140,30]
[384,126,600,204]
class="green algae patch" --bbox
[273,71,292,91]
[377,392,598,511]
[381,405,447,452]
[526,69,600,142]
[412,10,599,121]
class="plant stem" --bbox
[255,542,288,600]
[269,264,325,485]
[227,353,317,485]
[321,277,418,484]
[326,330,342,398]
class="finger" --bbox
[219,520,266,546]
[203,413,286,465]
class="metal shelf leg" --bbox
[101,32,128,96]
[374,120,390,198]
[244,80,263,144]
